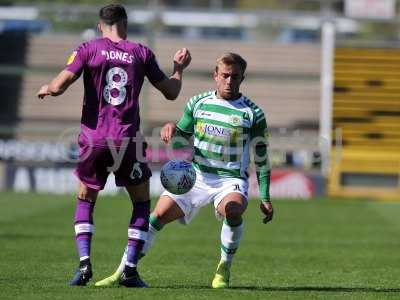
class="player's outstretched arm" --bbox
[160,122,177,144]
[153,48,191,100]
[37,70,78,99]
[251,112,273,224]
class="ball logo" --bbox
[178,174,192,190]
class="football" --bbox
[160,160,196,195]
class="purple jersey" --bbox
[66,37,166,148]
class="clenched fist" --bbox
[173,48,191,70]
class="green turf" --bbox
[1,192,399,300]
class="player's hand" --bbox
[260,200,273,224]
[173,48,191,70]
[160,122,177,144]
[37,85,50,99]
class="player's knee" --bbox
[224,201,245,220]
[78,186,98,202]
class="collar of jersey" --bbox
[212,91,244,103]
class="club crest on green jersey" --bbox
[229,115,242,126]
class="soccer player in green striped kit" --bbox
[96,53,274,289]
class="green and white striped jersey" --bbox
[176,91,269,180]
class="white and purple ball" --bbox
[160,160,196,195]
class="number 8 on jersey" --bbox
[103,67,128,106]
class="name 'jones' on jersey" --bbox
[66,38,166,148]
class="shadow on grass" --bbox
[156,285,400,293]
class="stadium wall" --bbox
[3,163,324,199]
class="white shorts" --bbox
[161,171,249,224]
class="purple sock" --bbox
[74,198,95,261]
[126,201,150,267]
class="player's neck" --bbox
[103,33,126,43]
[99,22,127,42]
[216,91,242,101]
[102,27,127,43]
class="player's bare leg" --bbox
[212,193,247,289]
[70,182,98,286]
[95,195,184,287]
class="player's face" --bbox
[214,63,244,100]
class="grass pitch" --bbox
[0,192,399,300]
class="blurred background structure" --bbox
[0,0,398,200]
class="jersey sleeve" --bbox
[65,43,88,77]
[143,47,167,85]
[250,110,271,201]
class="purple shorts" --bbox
[75,142,152,191]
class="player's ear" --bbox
[213,68,218,81]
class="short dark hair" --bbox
[215,53,247,75]
[99,4,127,26]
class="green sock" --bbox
[149,214,164,231]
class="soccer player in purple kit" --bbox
[36,4,191,287]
